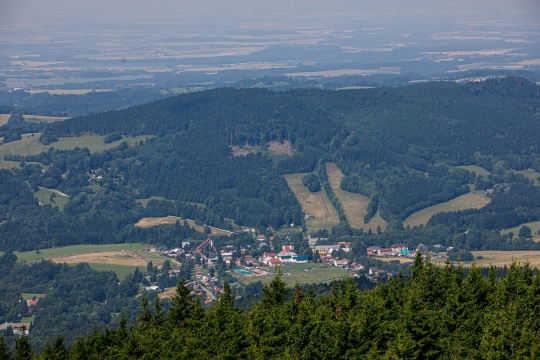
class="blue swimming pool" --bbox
[234,269,253,275]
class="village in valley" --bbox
[150,224,454,307]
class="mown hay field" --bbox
[283,173,340,230]
[470,251,540,268]
[135,216,234,236]
[403,192,491,227]
[325,163,387,232]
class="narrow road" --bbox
[198,283,217,300]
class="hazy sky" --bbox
[2,0,539,24]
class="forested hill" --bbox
[6,77,540,252]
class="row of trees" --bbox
[3,254,540,359]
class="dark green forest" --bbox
[3,255,540,359]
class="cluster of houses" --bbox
[366,243,410,257]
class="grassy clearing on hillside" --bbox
[283,173,340,230]
[403,192,491,227]
[11,243,148,262]
[135,216,234,236]
[514,169,540,186]
[456,165,490,176]
[34,187,69,210]
[0,134,151,158]
[235,264,348,287]
[500,221,540,241]
[325,163,387,232]
[0,114,69,126]
[469,251,540,267]
[82,264,142,278]
[0,160,28,169]
[136,196,166,207]
[21,294,45,300]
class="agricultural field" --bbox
[500,221,540,241]
[7,243,170,278]
[403,192,491,227]
[325,163,387,232]
[4,74,153,88]
[234,263,348,287]
[34,187,69,210]
[283,173,340,230]
[469,251,540,268]
[0,114,11,126]
[0,133,151,158]
[135,216,234,236]
[456,165,490,176]
[0,114,67,125]
[27,89,113,95]
[10,243,148,262]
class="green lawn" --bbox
[456,165,490,176]
[10,243,148,262]
[236,263,348,287]
[0,134,152,158]
[21,315,36,324]
[21,294,45,300]
[34,188,69,210]
[500,221,540,241]
[81,263,141,278]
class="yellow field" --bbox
[135,216,234,236]
[325,163,387,232]
[51,251,150,267]
[469,251,540,268]
[283,173,340,230]
[0,114,10,126]
[404,192,491,227]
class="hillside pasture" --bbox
[456,165,490,176]
[500,221,540,241]
[325,163,387,232]
[284,173,340,230]
[0,133,151,158]
[403,192,491,227]
[135,216,234,236]
[514,168,540,186]
[34,187,69,210]
[11,243,148,262]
